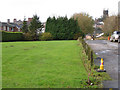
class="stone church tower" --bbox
[103,9,109,20]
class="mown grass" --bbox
[2,41,89,88]
[2,40,110,88]
[0,42,2,90]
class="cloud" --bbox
[0,0,119,22]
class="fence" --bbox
[78,37,94,66]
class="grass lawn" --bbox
[2,40,105,88]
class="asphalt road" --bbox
[85,40,119,89]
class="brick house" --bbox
[0,18,46,33]
[0,19,22,32]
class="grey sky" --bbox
[0,0,119,22]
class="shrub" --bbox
[1,31,23,42]
[23,33,33,41]
[39,33,52,41]
[73,32,85,40]
[103,33,110,37]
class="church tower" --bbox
[103,9,109,20]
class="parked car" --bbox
[110,31,120,43]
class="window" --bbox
[18,28,20,32]
[11,28,14,31]
[117,31,120,34]
[3,26,6,30]
[7,27,9,31]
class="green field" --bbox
[2,40,99,88]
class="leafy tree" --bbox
[103,15,118,36]
[21,18,28,33]
[29,15,42,40]
[72,13,94,35]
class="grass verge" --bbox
[2,41,94,88]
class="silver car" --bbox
[110,31,120,43]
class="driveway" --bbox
[85,40,119,88]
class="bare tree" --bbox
[72,13,94,35]
[103,15,118,35]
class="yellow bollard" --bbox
[100,58,104,70]
[97,58,106,72]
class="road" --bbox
[85,40,119,88]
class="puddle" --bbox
[95,50,111,55]
[100,50,111,54]
[95,53,98,55]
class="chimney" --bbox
[13,19,17,23]
[28,18,32,22]
[7,19,10,23]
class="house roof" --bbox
[1,22,16,27]
[0,22,22,28]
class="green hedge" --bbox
[0,31,24,42]
[45,16,84,40]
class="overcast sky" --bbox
[0,0,119,22]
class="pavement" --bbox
[85,40,119,89]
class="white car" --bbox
[110,31,120,43]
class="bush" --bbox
[73,32,85,40]
[23,33,33,41]
[103,33,110,37]
[39,33,52,41]
[1,31,23,42]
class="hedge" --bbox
[0,31,24,42]
[78,37,94,66]
[45,16,84,40]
